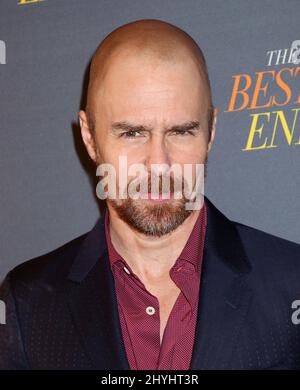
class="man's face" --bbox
[81,50,215,236]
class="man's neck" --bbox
[106,205,200,284]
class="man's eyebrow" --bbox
[111,121,151,133]
[111,120,201,133]
[168,120,201,132]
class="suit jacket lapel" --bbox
[66,215,130,370]
[190,197,253,369]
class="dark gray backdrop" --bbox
[0,0,299,281]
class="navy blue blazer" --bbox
[0,197,300,370]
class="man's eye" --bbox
[171,130,194,136]
[120,130,143,138]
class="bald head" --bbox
[85,19,213,130]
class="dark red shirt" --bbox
[104,202,207,370]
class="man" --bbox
[0,19,300,370]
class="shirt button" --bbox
[146,306,156,315]
[123,266,131,275]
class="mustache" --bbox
[128,174,183,194]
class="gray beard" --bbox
[108,196,193,237]
[103,160,208,237]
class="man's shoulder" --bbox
[235,220,300,251]
[233,220,300,273]
[6,232,89,289]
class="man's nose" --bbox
[145,135,171,173]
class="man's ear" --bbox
[207,107,218,153]
[78,110,97,163]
